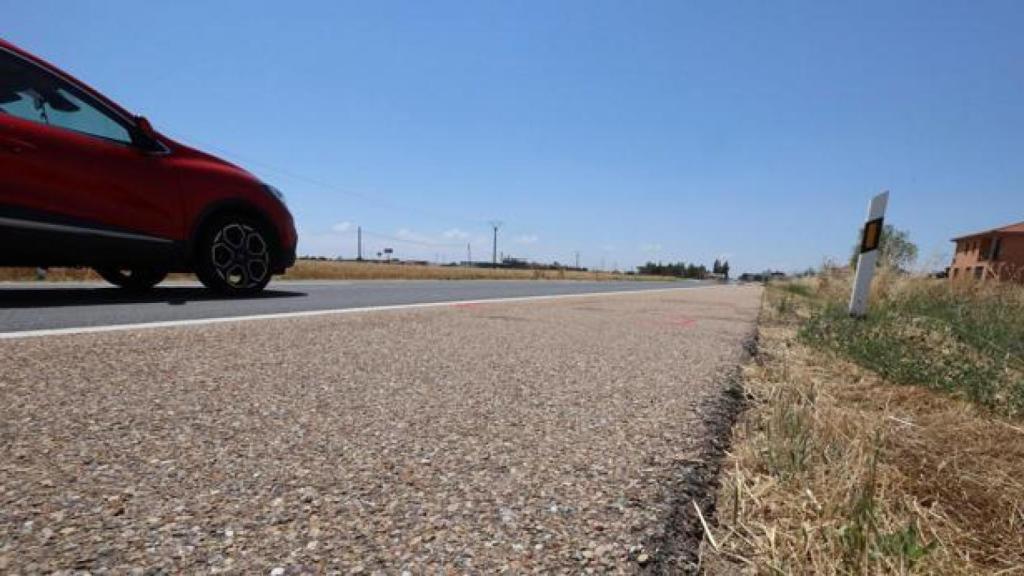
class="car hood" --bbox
[159,133,262,184]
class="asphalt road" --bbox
[1,285,761,572]
[0,279,702,334]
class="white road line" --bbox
[0,285,716,340]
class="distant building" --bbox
[501,257,529,268]
[949,220,1024,282]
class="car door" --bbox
[0,47,183,265]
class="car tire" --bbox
[95,267,168,291]
[195,214,274,296]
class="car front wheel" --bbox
[94,267,168,291]
[196,216,273,296]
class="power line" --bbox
[360,228,464,249]
[160,132,653,269]
[163,131,487,227]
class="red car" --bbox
[0,39,296,295]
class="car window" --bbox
[0,49,132,144]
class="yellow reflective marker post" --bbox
[849,191,889,317]
[861,218,883,252]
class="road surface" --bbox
[0,284,761,572]
[0,279,702,335]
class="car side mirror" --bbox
[133,116,165,153]
[136,116,156,137]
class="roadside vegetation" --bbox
[703,273,1024,574]
[637,258,731,279]
[281,259,671,281]
[0,259,674,283]
[802,274,1024,416]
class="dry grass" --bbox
[0,267,101,282]
[281,259,670,281]
[0,260,671,283]
[703,278,1024,574]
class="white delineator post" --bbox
[849,190,889,317]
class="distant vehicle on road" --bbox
[0,39,296,295]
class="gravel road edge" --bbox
[642,329,759,574]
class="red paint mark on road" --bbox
[668,317,698,328]
[639,316,699,330]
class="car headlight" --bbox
[263,184,286,205]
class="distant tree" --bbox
[721,261,730,279]
[712,259,722,274]
[638,260,711,278]
[850,224,918,271]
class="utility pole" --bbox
[574,251,580,270]
[490,221,503,268]
[466,243,471,266]
[357,226,363,261]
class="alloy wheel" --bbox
[210,223,270,290]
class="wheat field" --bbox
[0,259,673,283]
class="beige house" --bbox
[949,221,1024,282]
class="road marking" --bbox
[0,285,720,340]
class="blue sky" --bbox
[5,1,1023,272]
